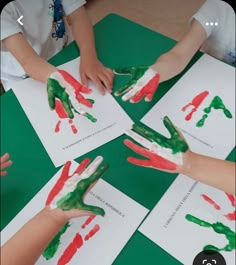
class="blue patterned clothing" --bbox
[1,0,86,90]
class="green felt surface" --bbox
[1,14,235,265]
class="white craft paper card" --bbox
[141,54,235,159]
[12,58,133,167]
[1,161,148,265]
[139,175,235,265]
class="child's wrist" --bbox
[42,207,69,226]
[181,150,196,176]
[80,49,97,60]
[150,63,159,73]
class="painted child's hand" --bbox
[47,70,93,119]
[80,57,114,95]
[46,156,108,219]
[124,116,189,172]
[113,66,160,103]
[0,153,13,177]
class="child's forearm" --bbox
[151,51,188,82]
[1,207,67,265]
[181,151,236,194]
[151,19,207,83]
[2,33,57,83]
[22,56,57,83]
[68,6,97,60]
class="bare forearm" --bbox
[69,6,97,59]
[1,208,67,265]
[151,51,188,82]
[3,33,57,83]
[22,55,57,83]
[182,151,236,194]
[151,19,206,83]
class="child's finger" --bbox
[0,153,10,164]
[75,92,93,108]
[80,72,88,88]
[124,139,152,158]
[46,161,72,205]
[99,72,113,92]
[0,171,8,177]
[122,83,141,101]
[80,203,105,216]
[61,99,74,119]
[127,157,152,167]
[92,77,105,95]
[79,86,92,94]
[0,160,13,170]
[80,156,103,179]
[130,89,145,103]
[73,158,91,175]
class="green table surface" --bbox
[1,14,235,265]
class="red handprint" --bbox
[201,192,235,221]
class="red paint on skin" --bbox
[58,70,92,108]
[84,224,100,241]
[124,139,177,170]
[182,91,209,121]
[46,158,91,205]
[224,211,236,221]
[201,194,221,210]
[225,193,235,207]
[74,158,91,175]
[46,161,72,205]
[75,91,93,108]
[131,73,160,103]
[57,233,83,265]
[55,120,61,133]
[55,100,68,119]
[81,215,96,229]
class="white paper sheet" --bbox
[141,54,235,159]
[12,58,133,167]
[1,161,148,265]
[139,175,235,265]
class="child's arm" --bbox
[113,20,206,103]
[124,117,235,194]
[1,207,68,265]
[2,33,57,83]
[0,153,12,176]
[1,156,107,265]
[1,207,94,265]
[3,33,95,119]
[151,19,207,82]
[182,151,235,194]
[67,6,114,95]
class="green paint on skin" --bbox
[114,66,148,95]
[196,96,232,127]
[133,116,188,154]
[43,222,70,260]
[186,214,236,252]
[196,114,208,127]
[72,107,97,123]
[57,164,109,216]
[47,79,74,119]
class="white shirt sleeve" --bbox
[192,0,232,37]
[62,0,87,16]
[0,2,23,41]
